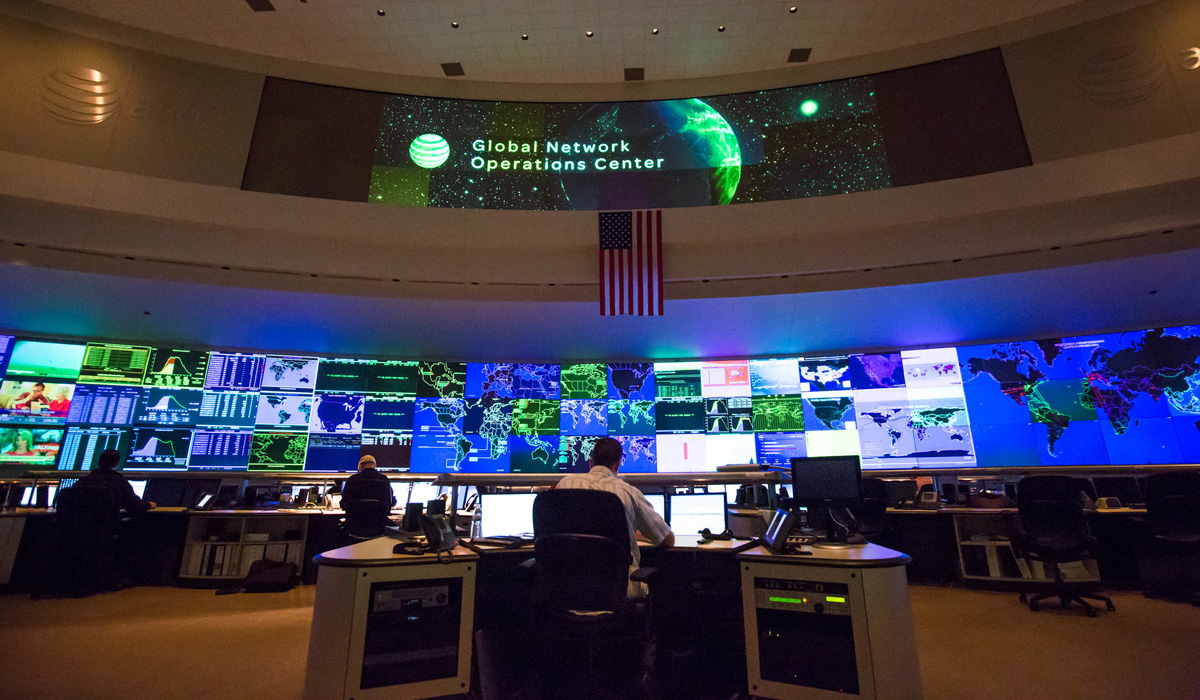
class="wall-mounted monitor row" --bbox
[0,325,1197,473]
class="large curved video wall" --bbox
[242,50,1031,209]
[1,325,1197,475]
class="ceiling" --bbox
[1,246,1197,362]
[39,0,1080,84]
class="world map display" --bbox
[6,325,1199,473]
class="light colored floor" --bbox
[0,584,1198,699]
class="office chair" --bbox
[34,486,122,597]
[1138,472,1200,605]
[1012,475,1114,617]
[529,489,658,700]
[338,498,392,541]
[853,478,899,549]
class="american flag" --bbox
[598,210,664,316]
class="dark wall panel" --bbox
[873,49,1032,187]
[241,78,385,201]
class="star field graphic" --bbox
[369,76,890,211]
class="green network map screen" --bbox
[369,77,890,210]
[2,325,1199,473]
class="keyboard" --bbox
[469,536,534,548]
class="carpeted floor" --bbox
[0,584,1197,699]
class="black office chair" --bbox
[529,489,657,700]
[1012,475,1114,617]
[34,486,122,598]
[339,498,392,541]
[853,478,893,543]
[1138,472,1200,605]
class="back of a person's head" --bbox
[591,437,623,469]
[96,449,121,470]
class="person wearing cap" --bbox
[340,454,396,508]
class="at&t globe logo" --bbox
[409,134,450,168]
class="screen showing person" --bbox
[668,493,727,535]
[0,426,63,465]
[0,381,75,421]
[479,493,536,538]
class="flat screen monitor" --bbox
[790,456,863,508]
[408,482,441,505]
[668,493,727,535]
[19,486,35,507]
[390,482,408,509]
[143,477,188,507]
[644,493,666,520]
[1092,476,1143,505]
[43,486,57,508]
[128,479,147,499]
[479,493,536,538]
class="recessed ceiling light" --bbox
[376,9,385,16]
[451,21,458,28]
[586,31,594,37]
[789,6,797,12]
[718,25,725,32]
[651,28,659,35]
[521,34,528,40]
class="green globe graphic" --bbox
[409,134,450,168]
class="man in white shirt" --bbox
[557,437,674,594]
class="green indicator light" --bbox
[769,596,806,605]
[800,100,819,116]
[826,596,846,603]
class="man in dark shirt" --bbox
[341,454,396,507]
[75,449,155,513]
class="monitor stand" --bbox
[811,507,868,549]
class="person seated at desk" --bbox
[556,437,674,596]
[341,454,396,509]
[75,449,155,513]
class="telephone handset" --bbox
[419,513,457,552]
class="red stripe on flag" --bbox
[626,246,633,315]
[617,248,624,315]
[599,248,606,315]
[636,211,644,316]
[656,210,664,315]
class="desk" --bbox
[304,535,920,700]
[306,538,478,700]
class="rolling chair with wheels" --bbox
[853,478,900,549]
[36,486,122,597]
[338,498,392,541]
[1138,471,1200,605]
[1013,475,1114,617]
[528,489,658,700]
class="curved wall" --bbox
[0,0,1198,304]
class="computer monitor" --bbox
[129,480,148,499]
[479,493,536,538]
[43,486,56,508]
[790,456,863,509]
[1092,476,1142,505]
[390,482,408,509]
[143,477,188,508]
[408,482,440,505]
[644,494,666,520]
[668,493,727,535]
[19,486,35,507]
